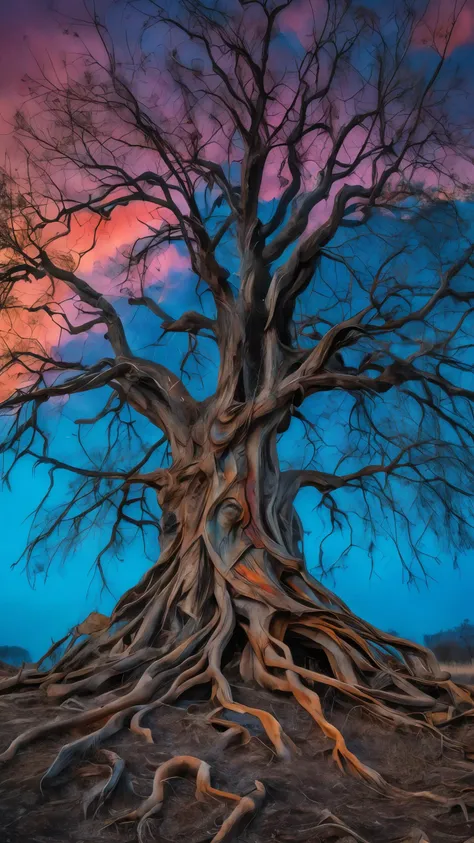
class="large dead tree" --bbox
[2,0,474,837]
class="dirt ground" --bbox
[1,662,474,843]
[440,663,474,686]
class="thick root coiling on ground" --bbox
[1,561,474,836]
[104,755,265,843]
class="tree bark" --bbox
[1,414,467,763]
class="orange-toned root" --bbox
[1,575,474,830]
[206,707,251,750]
[211,780,265,843]
[105,755,265,843]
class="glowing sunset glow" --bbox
[0,281,60,403]
[0,196,189,400]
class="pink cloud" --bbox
[66,204,190,301]
[70,204,173,275]
[414,2,474,54]
[279,0,325,49]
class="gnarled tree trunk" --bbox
[2,409,471,811]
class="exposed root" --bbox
[210,779,265,843]
[307,808,372,842]
[1,551,474,838]
[206,707,251,750]
[40,708,136,789]
[79,749,125,819]
[216,692,295,760]
[105,754,265,843]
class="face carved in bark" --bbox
[205,494,290,604]
[206,496,253,574]
[215,498,244,531]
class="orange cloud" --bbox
[0,198,190,403]
[0,275,63,403]
[64,203,190,301]
[66,202,171,274]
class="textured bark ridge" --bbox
[1,426,474,837]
